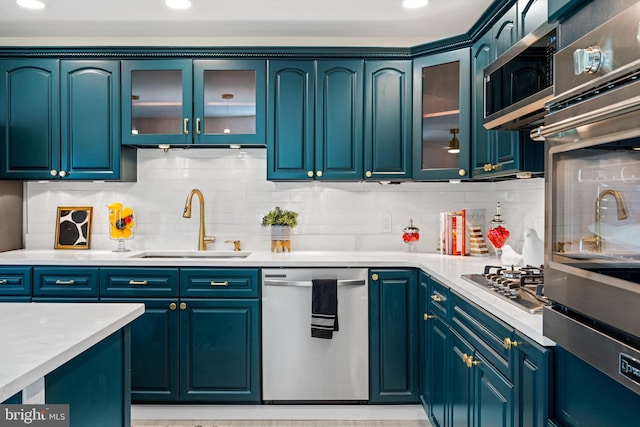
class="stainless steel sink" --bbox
[129,251,251,259]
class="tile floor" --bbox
[131,405,432,427]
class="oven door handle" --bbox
[264,279,366,287]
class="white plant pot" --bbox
[270,225,292,252]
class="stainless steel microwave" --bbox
[483,22,557,130]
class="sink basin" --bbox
[129,251,251,259]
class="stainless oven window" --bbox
[550,138,640,280]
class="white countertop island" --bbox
[0,302,144,403]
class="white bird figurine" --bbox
[522,228,544,267]
[501,244,524,267]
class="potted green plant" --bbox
[261,206,298,252]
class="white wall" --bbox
[25,148,545,254]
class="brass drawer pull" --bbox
[504,337,520,350]
[180,302,187,310]
[423,313,435,320]
[462,353,480,368]
[0,279,8,285]
[55,280,75,285]
[210,281,229,286]
[129,280,148,286]
[169,302,177,310]
[371,273,379,281]
[430,294,443,302]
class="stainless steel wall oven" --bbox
[534,2,640,395]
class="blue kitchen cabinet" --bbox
[412,49,471,181]
[369,269,419,403]
[179,298,260,402]
[423,276,551,427]
[45,327,132,427]
[0,266,31,299]
[267,59,363,180]
[364,60,412,181]
[0,60,134,181]
[470,9,543,179]
[0,59,59,180]
[122,59,266,147]
[518,0,548,39]
[61,60,136,181]
[418,272,429,409]
[32,266,99,300]
[548,0,590,22]
[100,267,180,402]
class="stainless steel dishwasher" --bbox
[262,268,369,402]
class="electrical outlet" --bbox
[381,213,392,233]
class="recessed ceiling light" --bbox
[16,0,46,9]
[402,0,428,9]
[165,0,192,10]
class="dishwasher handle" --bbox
[263,278,366,287]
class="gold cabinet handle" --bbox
[183,117,190,135]
[210,281,229,286]
[462,353,480,368]
[424,313,435,320]
[458,168,467,177]
[50,169,58,176]
[504,337,519,350]
[483,164,492,172]
[55,279,75,285]
[196,117,201,134]
[169,302,177,310]
[180,302,187,310]
[307,171,314,178]
[316,170,323,177]
[129,280,148,286]
[430,294,442,302]
[0,279,8,285]
[365,171,372,178]
[59,171,67,177]
[371,273,379,281]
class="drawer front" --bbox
[0,266,32,296]
[180,268,259,298]
[100,268,179,297]
[428,278,450,320]
[33,267,99,298]
[451,292,514,380]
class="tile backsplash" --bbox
[25,148,545,254]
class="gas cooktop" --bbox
[461,265,550,314]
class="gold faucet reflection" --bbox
[183,189,215,251]
[594,189,628,252]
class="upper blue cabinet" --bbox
[518,0,549,37]
[548,0,589,22]
[267,59,363,180]
[412,49,471,181]
[0,59,135,181]
[122,59,266,147]
[364,60,412,181]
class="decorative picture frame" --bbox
[54,206,93,249]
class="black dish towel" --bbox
[311,279,339,339]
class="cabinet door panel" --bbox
[193,59,266,146]
[369,269,419,403]
[471,34,494,178]
[494,4,518,58]
[450,330,474,427]
[475,354,515,427]
[428,316,449,427]
[267,61,315,180]
[316,60,363,180]
[102,298,179,402]
[514,332,551,427]
[364,60,412,180]
[180,299,260,402]
[519,0,548,38]
[122,60,193,145]
[61,60,121,180]
[0,60,60,179]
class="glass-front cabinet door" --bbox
[412,49,470,180]
[193,60,265,146]
[122,59,265,147]
[122,60,193,146]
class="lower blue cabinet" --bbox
[369,269,419,403]
[422,276,551,427]
[179,298,260,402]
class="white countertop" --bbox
[0,249,553,346]
[0,302,145,402]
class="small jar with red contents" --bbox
[402,219,420,251]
